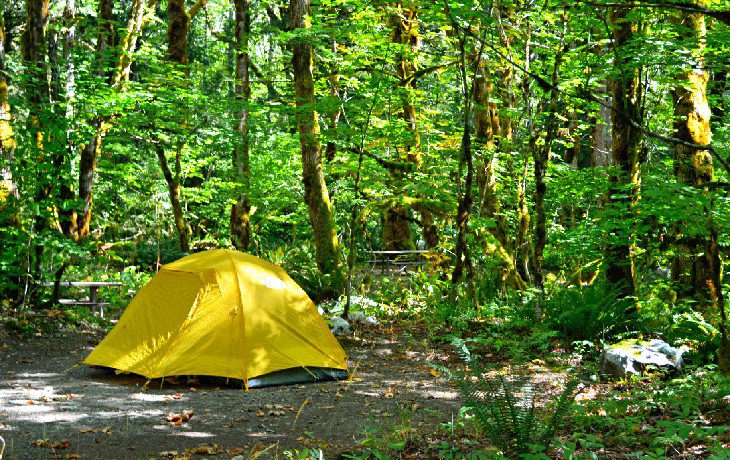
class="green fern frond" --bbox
[448,347,581,456]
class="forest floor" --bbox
[0,321,463,460]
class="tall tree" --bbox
[21,0,52,278]
[668,1,728,370]
[532,9,567,304]
[670,1,715,303]
[0,5,14,175]
[289,0,344,290]
[230,0,252,250]
[604,4,644,298]
[159,0,207,252]
[382,3,419,251]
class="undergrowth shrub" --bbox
[543,282,638,341]
[445,340,581,457]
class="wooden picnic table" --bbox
[44,281,124,318]
[367,250,429,275]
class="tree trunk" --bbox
[230,0,252,251]
[474,56,507,243]
[21,0,51,280]
[0,7,15,182]
[670,3,724,350]
[156,145,189,252]
[324,39,341,163]
[114,0,158,89]
[605,5,643,298]
[452,35,477,309]
[533,12,566,302]
[72,0,152,241]
[381,3,436,250]
[591,79,612,167]
[167,0,190,65]
[97,0,115,79]
[159,0,205,251]
[289,0,344,289]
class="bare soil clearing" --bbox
[0,324,460,459]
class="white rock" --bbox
[600,339,684,379]
[348,311,379,325]
[330,317,352,335]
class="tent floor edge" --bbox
[247,367,349,389]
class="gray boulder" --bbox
[348,311,379,325]
[330,317,352,336]
[600,339,684,379]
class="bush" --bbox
[543,282,639,342]
[445,340,580,457]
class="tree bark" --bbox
[156,144,189,252]
[474,56,508,241]
[605,5,643,298]
[167,0,191,65]
[289,0,344,289]
[533,11,566,302]
[114,0,157,89]
[158,0,205,251]
[231,0,252,250]
[382,3,420,251]
[452,34,477,309]
[670,2,724,355]
[0,5,17,225]
[0,7,14,173]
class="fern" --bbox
[447,340,580,456]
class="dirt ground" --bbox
[0,322,461,460]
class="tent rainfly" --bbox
[84,249,348,389]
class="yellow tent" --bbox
[84,249,348,389]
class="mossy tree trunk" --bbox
[670,2,714,303]
[230,0,252,251]
[21,0,52,279]
[0,7,15,201]
[68,0,152,241]
[160,0,206,252]
[532,10,567,304]
[156,145,189,253]
[382,3,419,251]
[669,1,728,371]
[605,5,643,298]
[289,0,344,291]
[452,33,477,309]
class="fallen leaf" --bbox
[0,411,8,417]
[429,369,441,378]
[32,438,52,448]
[165,410,194,426]
[52,440,72,450]
[164,392,183,401]
[268,410,286,416]
[255,410,265,417]
[102,425,112,435]
[79,428,100,433]
[187,443,224,455]
[383,391,394,398]
[27,400,35,405]
[158,451,179,458]
[65,454,81,459]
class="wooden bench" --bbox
[44,281,124,318]
[367,250,429,275]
